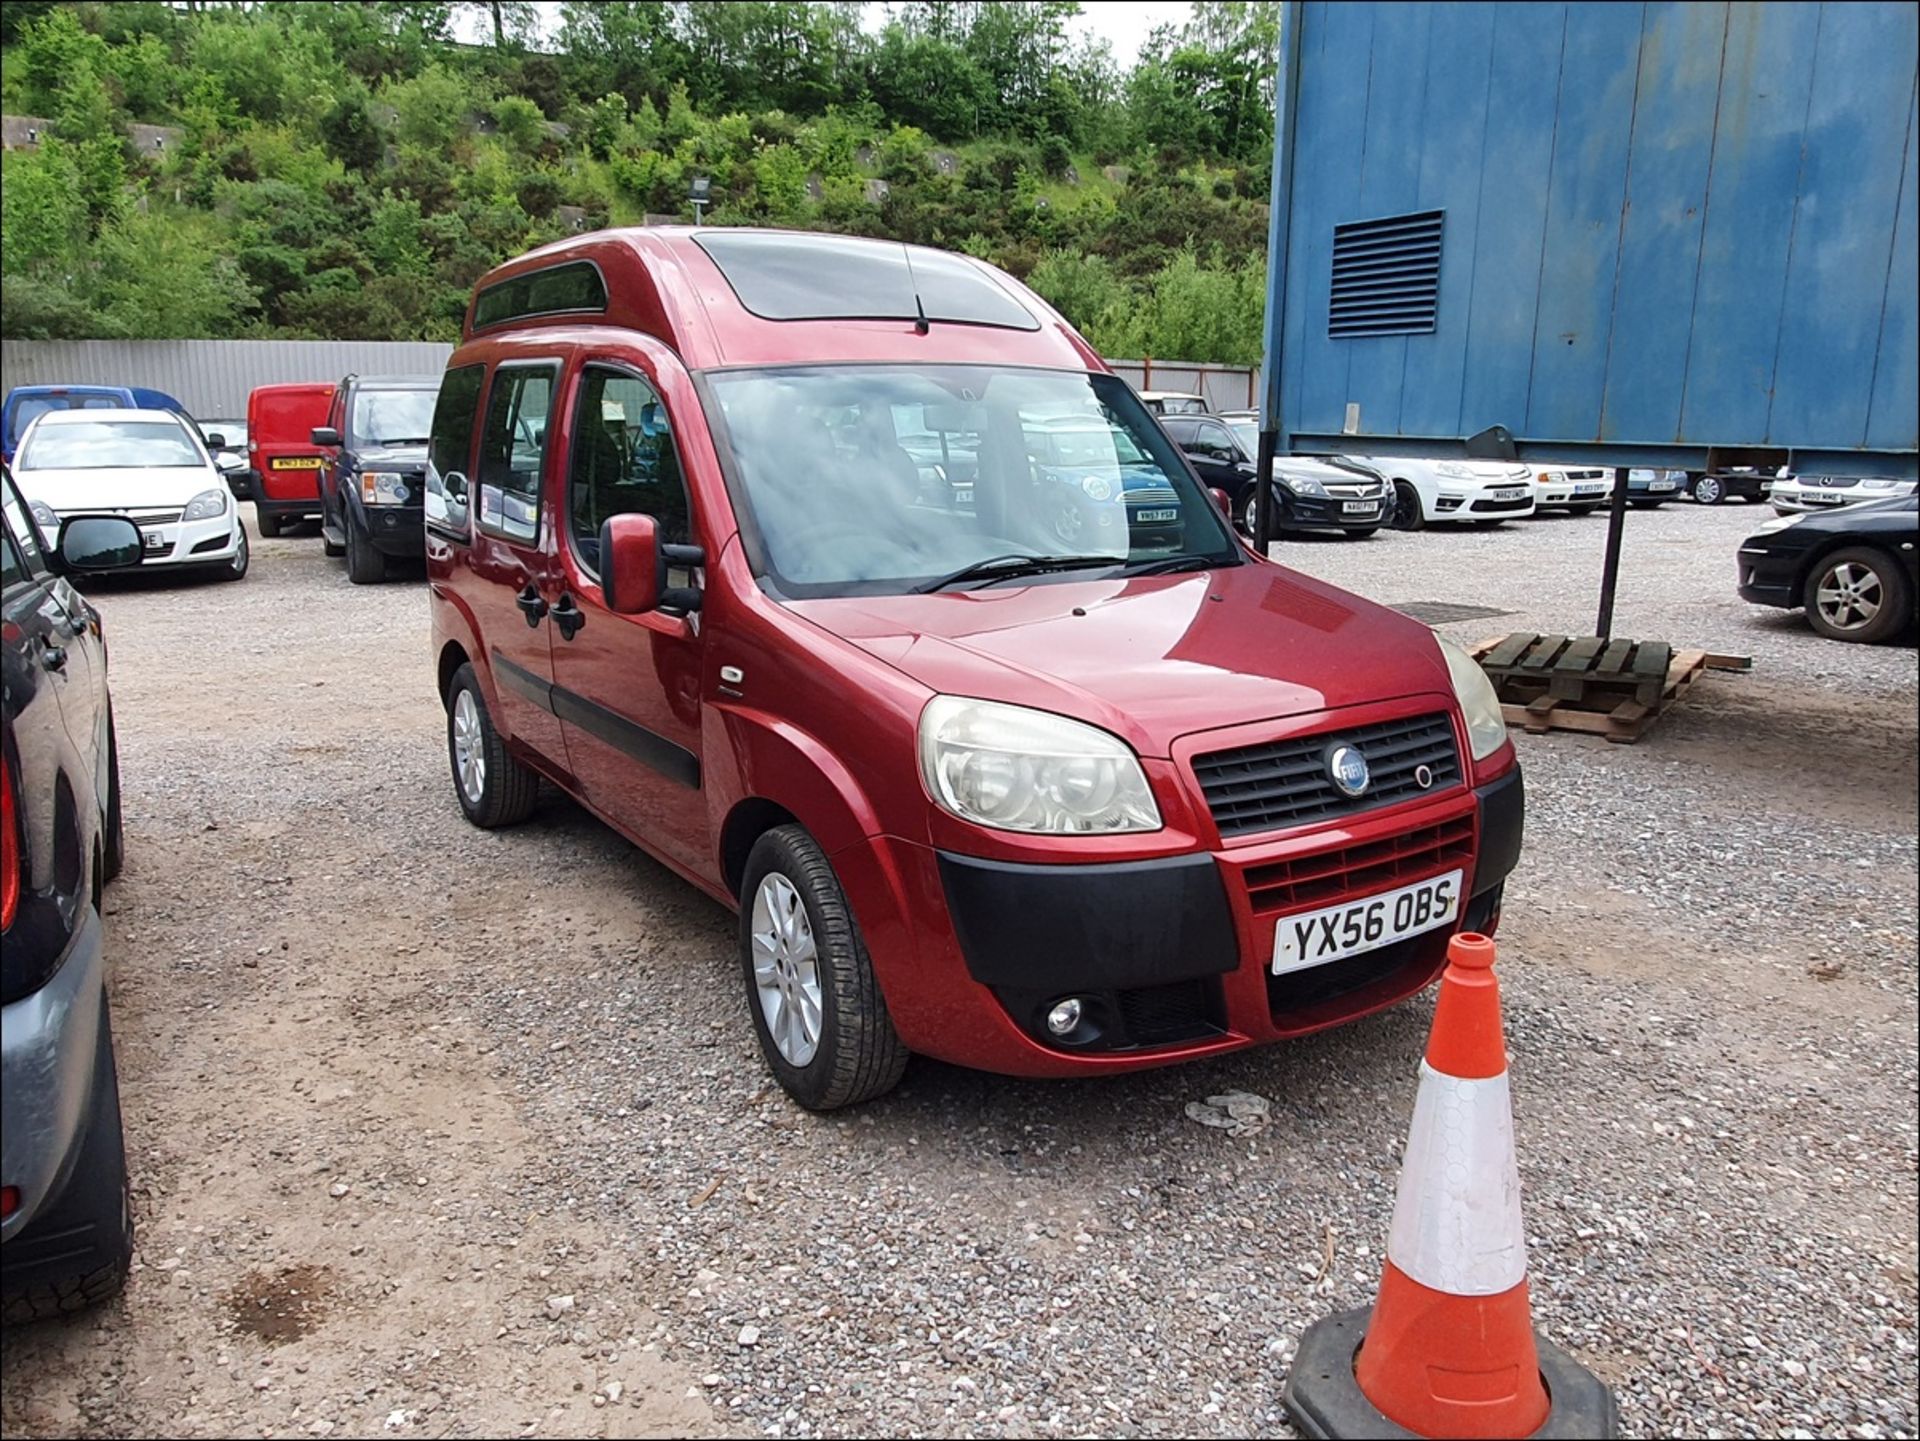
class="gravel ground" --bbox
[2,501,1914,1440]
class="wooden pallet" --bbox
[1470,633,1751,744]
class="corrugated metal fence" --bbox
[1,339,1257,418]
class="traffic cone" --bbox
[1281,932,1618,1439]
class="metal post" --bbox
[1595,466,1629,639]
[1255,428,1277,553]
[1255,0,1306,563]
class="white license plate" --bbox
[143,531,168,550]
[1135,508,1178,522]
[1575,483,1608,494]
[1491,487,1528,500]
[1271,869,1463,975]
[1651,482,1677,491]
[1342,500,1379,514]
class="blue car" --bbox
[3,385,190,466]
[1627,468,1687,507]
[1026,416,1184,551]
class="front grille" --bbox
[1269,934,1427,1015]
[61,508,182,526]
[1241,814,1475,914]
[1469,496,1532,512]
[1567,470,1606,481]
[1193,712,1463,837]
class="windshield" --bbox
[19,419,204,470]
[1227,418,1258,455]
[351,388,437,446]
[706,366,1240,596]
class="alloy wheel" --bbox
[750,872,823,1067]
[452,689,486,804]
[1695,476,1722,504]
[1814,561,1883,633]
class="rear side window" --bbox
[472,261,608,331]
[566,367,692,573]
[475,365,557,543]
[426,364,486,535]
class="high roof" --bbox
[461,227,1106,375]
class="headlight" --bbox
[1281,474,1328,497]
[360,471,410,505]
[29,499,59,534]
[918,696,1161,834]
[1754,513,1803,534]
[1433,461,1479,479]
[1861,478,1907,491]
[1536,471,1561,485]
[1436,633,1509,764]
[182,488,229,521]
[1080,474,1114,502]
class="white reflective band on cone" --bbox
[1385,1060,1528,1296]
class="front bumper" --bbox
[361,502,425,558]
[43,511,242,568]
[1432,486,1537,521]
[1736,545,1801,608]
[838,764,1524,1078]
[1275,487,1388,531]
[1,907,106,1242]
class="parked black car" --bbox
[1164,414,1388,536]
[314,374,440,584]
[1,467,140,1324]
[1688,467,1775,505]
[1737,493,1917,644]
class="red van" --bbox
[425,229,1523,1110]
[245,382,335,537]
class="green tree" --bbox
[320,84,388,175]
[87,207,259,339]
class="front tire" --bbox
[446,663,539,827]
[1804,546,1911,645]
[344,509,387,584]
[1389,481,1425,532]
[215,528,249,582]
[255,508,283,539]
[740,825,907,1111]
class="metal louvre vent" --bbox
[1329,210,1443,338]
[1192,712,1463,837]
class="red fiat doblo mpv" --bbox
[426,229,1523,1110]
[245,382,335,537]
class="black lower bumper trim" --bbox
[1472,765,1524,896]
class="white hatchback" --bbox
[13,408,249,581]
[1343,456,1538,530]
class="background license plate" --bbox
[1135,508,1177,522]
[1492,487,1528,499]
[1271,869,1463,975]
[273,457,324,469]
[1342,500,1377,513]
[143,531,167,550]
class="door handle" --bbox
[41,641,67,672]
[516,585,548,627]
[551,594,586,641]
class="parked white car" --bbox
[1136,390,1210,417]
[1528,464,1612,513]
[1768,473,1915,515]
[1342,457,1538,530]
[13,409,249,581]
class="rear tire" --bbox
[1803,546,1911,645]
[1693,475,1725,505]
[344,509,387,585]
[1389,481,1425,532]
[446,663,539,828]
[739,825,907,1111]
[255,509,283,539]
[1,1001,132,1326]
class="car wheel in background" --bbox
[344,511,387,585]
[1804,546,1911,645]
[255,509,282,539]
[102,711,125,884]
[1694,475,1725,505]
[213,529,249,582]
[1389,481,1425,532]
[0,1002,133,1326]
[445,663,538,828]
[1233,488,1255,534]
[739,825,908,1112]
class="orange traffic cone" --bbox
[1282,932,1618,1440]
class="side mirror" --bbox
[205,432,227,450]
[215,450,246,473]
[310,426,342,447]
[1209,487,1232,518]
[600,514,660,614]
[58,515,143,573]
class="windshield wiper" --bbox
[1117,554,1218,577]
[914,553,1122,594]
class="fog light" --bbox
[1046,998,1083,1036]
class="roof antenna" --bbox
[914,291,930,335]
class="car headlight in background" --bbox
[1535,471,1562,485]
[1079,474,1114,502]
[29,499,59,536]
[1435,632,1510,763]
[1433,461,1479,480]
[1860,478,1910,492]
[918,696,1161,834]
[183,488,229,521]
[1280,474,1328,497]
[360,471,410,505]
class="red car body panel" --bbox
[246,383,335,504]
[428,228,1522,1080]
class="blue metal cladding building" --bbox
[1260,1,1919,478]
